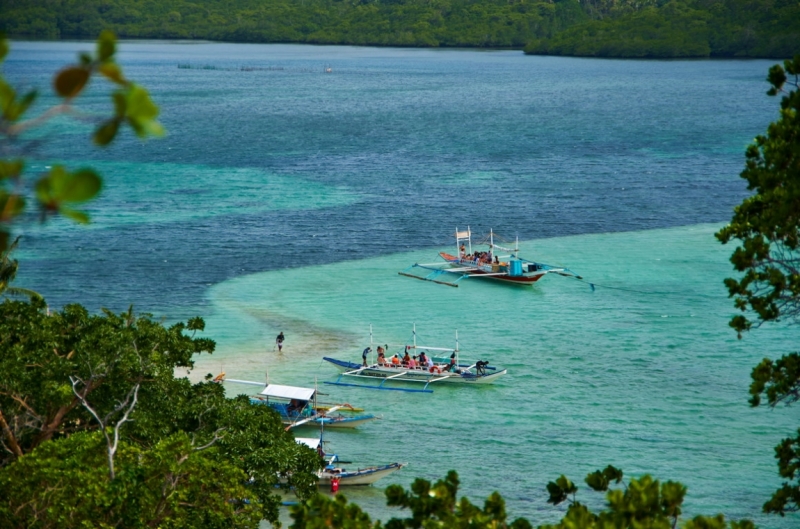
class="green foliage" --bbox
[0,236,41,300]
[0,298,321,527]
[748,354,800,514]
[719,58,800,517]
[1,0,796,57]
[0,430,261,528]
[716,56,800,335]
[290,469,748,529]
[525,0,799,58]
[0,32,163,252]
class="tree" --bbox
[716,56,800,336]
[716,56,800,517]
[0,31,163,253]
[0,235,40,300]
[0,299,321,527]
[288,468,753,529]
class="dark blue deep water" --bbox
[5,42,776,317]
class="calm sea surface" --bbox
[6,41,799,527]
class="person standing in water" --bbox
[276,332,285,352]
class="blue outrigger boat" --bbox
[217,376,378,429]
[323,325,507,393]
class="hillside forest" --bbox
[1,0,798,58]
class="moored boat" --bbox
[216,376,378,429]
[400,227,581,287]
[293,437,406,486]
[324,325,507,393]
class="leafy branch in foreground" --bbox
[0,235,40,299]
[0,298,322,527]
[0,31,163,252]
[289,467,752,529]
[717,56,800,517]
[716,55,800,337]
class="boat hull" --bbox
[323,357,507,385]
[250,398,377,428]
[439,252,546,284]
[318,463,406,486]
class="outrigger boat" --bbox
[293,438,406,486]
[216,375,378,429]
[323,325,507,393]
[400,227,582,287]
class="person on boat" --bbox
[417,352,427,367]
[402,351,411,366]
[459,244,466,258]
[362,347,371,367]
[276,332,285,352]
[475,360,489,376]
[391,354,401,367]
[377,350,387,366]
[443,353,457,372]
[408,355,417,369]
[287,398,302,415]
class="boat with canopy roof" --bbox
[216,376,378,429]
[399,227,582,287]
[323,325,506,393]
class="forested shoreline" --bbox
[1,0,798,58]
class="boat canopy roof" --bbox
[259,384,315,401]
[295,437,322,449]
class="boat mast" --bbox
[370,324,373,363]
[490,229,494,260]
[413,323,417,350]
[455,226,473,256]
[515,235,519,256]
[455,329,460,366]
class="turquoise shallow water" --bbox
[198,223,799,527]
[4,41,798,526]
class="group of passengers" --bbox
[458,244,496,266]
[367,345,458,374]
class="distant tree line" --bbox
[0,0,797,58]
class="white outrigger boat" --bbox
[294,437,406,486]
[400,227,582,287]
[323,325,507,393]
[216,375,378,429]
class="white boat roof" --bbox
[295,437,322,449]
[259,384,315,401]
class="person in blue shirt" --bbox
[362,347,371,367]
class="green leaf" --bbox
[0,159,23,180]
[59,207,90,224]
[585,470,608,491]
[4,89,37,122]
[0,192,25,219]
[35,166,101,208]
[99,63,126,85]
[112,91,127,117]
[60,169,101,203]
[96,30,116,62]
[126,85,159,120]
[125,85,164,138]
[53,67,90,98]
[0,79,16,114]
[35,166,66,207]
[94,119,120,146]
[0,38,8,62]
